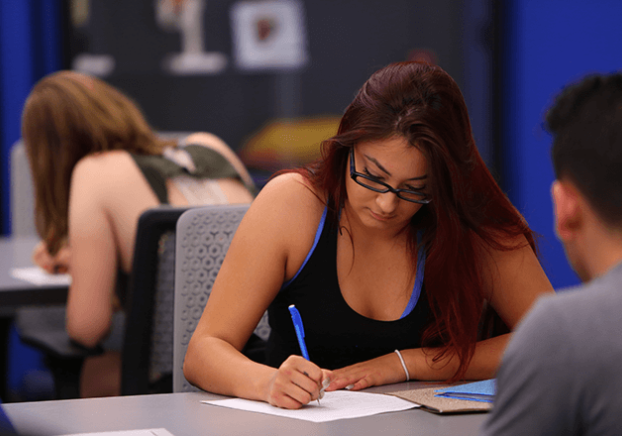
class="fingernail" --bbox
[345,384,354,390]
[322,378,331,389]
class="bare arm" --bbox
[328,235,554,390]
[65,157,120,348]
[183,173,331,408]
[426,234,555,380]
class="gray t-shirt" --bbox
[481,262,622,436]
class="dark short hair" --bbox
[547,73,622,227]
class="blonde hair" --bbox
[21,70,174,254]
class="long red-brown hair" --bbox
[290,61,535,381]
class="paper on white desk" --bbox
[10,266,71,286]
[59,428,174,436]
[203,390,419,423]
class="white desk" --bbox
[3,385,487,436]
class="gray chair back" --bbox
[122,206,194,395]
[149,230,176,380]
[173,204,270,392]
[10,140,36,236]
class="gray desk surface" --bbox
[0,236,69,400]
[4,383,487,436]
[0,237,68,308]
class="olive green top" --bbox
[130,144,255,204]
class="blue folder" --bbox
[434,379,496,403]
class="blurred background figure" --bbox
[21,70,254,397]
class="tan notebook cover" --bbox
[388,385,492,414]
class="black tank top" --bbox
[266,208,433,369]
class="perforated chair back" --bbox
[122,206,192,395]
[173,204,270,392]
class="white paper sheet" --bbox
[203,390,419,422]
[10,266,71,286]
[59,428,174,436]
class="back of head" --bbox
[21,70,170,253]
[548,73,622,228]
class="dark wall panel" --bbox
[72,0,469,153]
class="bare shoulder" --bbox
[472,229,529,253]
[252,172,325,221]
[472,229,553,328]
[72,150,137,185]
[473,231,536,284]
[184,131,228,150]
[242,172,326,275]
[71,150,153,205]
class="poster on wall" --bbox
[230,0,309,72]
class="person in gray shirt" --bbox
[481,73,622,435]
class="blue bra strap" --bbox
[281,206,328,290]
[400,230,426,318]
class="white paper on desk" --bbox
[203,390,419,422]
[59,428,174,436]
[10,266,71,286]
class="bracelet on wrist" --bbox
[394,349,410,381]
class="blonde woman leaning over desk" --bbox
[183,61,554,409]
[23,71,255,397]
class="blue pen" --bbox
[289,304,324,405]
[288,304,310,360]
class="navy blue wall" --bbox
[0,0,63,398]
[504,0,622,289]
[0,0,63,235]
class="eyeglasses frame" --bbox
[349,148,431,204]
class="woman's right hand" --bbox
[32,241,71,274]
[265,355,332,409]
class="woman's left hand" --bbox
[325,353,408,391]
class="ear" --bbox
[551,180,583,241]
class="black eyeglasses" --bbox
[349,149,431,204]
